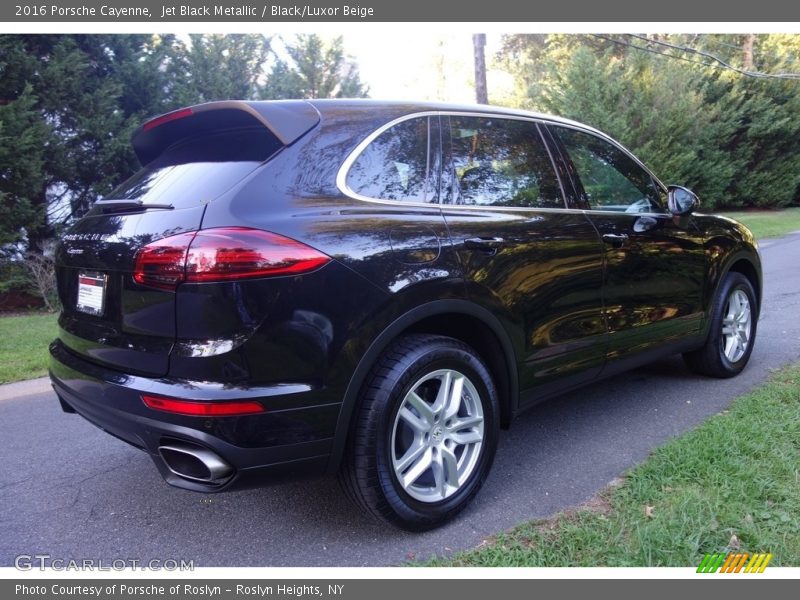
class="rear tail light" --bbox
[142,394,265,416]
[133,227,330,291]
[133,233,193,290]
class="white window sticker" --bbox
[76,272,105,316]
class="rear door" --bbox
[439,114,606,404]
[55,103,316,377]
[547,124,706,367]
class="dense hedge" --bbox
[499,34,800,209]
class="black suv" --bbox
[50,100,761,530]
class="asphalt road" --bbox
[2,233,799,568]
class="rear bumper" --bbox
[49,339,337,492]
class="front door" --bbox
[547,124,707,370]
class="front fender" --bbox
[695,214,762,338]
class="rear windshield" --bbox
[102,127,281,209]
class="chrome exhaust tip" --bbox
[158,442,233,484]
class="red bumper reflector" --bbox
[142,394,265,416]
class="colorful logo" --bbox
[697,552,772,573]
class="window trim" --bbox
[336,111,441,206]
[336,110,668,216]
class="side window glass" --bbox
[346,117,437,203]
[554,126,664,214]
[448,116,564,208]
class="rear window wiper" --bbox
[96,200,174,213]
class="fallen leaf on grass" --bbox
[645,505,655,518]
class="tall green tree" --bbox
[0,84,48,252]
[498,34,800,209]
[706,35,800,208]
[264,34,368,99]
[0,35,177,249]
[539,41,739,206]
[168,34,272,105]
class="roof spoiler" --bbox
[132,100,321,165]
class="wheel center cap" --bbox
[431,425,444,442]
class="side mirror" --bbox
[667,185,699,216]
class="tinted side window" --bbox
[448,116,563,208]
[553,126,664,213]
[346,117,438,203]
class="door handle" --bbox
[602,233,629,247]
[464,237,505,251]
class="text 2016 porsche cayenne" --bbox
[50,100,761,530]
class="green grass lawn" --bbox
[717,207,800,240]
[429,363,800,567]
[0,312,57,384]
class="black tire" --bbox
[339,334,499,531]
[683,272,758,378]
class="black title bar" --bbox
[3,0,800,22]
[4,579,795,600]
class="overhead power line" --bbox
[592,35,714,70]
[626,34,800,80]
[591,34,800,80]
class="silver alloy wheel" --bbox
[721,288,752,363]
[390,369,484,503]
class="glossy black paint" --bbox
[50,99,762,494]
[584,211,707,365]
[55,205,205,376]
[442,208,606,404]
